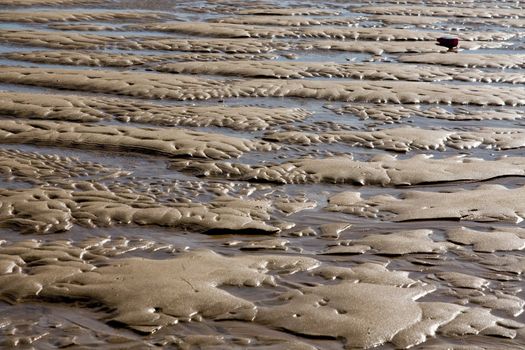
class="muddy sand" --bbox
[0,1,524,349]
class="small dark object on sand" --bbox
[436,37,459,51]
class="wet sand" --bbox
[0,0,524,349]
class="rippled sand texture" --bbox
[0,0,524,349]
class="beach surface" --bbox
[0,0,524,349]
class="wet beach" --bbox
[0,0,524,349]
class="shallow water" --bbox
[0,0,524,349]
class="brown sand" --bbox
[0,1,523,349]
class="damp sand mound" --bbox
[0,30,289,53]
[353,5,525,18]
[328,184,525,223]
[0,10,168,23]
[0,243,318,333]
[171,155,525,186]
[2,50,277,67]
[1,68,523,105]
[237,7,340,16]
[135,22,516,41]
[0,240,521,348]
[0,0,99,5]
[447,227,525,252]
[211,15,359,27]
[321,229,458,255]
[0,119,276,159]
[156,60,525,84]
[0,187,279,234]
[265,127,525,151]
[326,104,525,123]
[0,91,309,131]
[0,29,502,54]
[256,281,522,349]
[300,39,507,54]
[0,148,124,184]
[399,53,525,69]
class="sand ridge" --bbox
[236,8,341,16]
[0,187,280,234]
[0,30,129,50]
[321,229,458,255]
[0,0,100,5]
[211,15,360,27]
[328,184,525,223]
[0,148,125,184]
[371,14,446,26]
[0,29,504,54]
[2,50,278,67]
[297,39,507,54]
[0,91,309,130]
[134,21,516,41]
[399,53,525,68]
[46,23,120,31]
[0,119,277,159]
[326,104,525,123]
[155,60,525,84]
[354,5,525,18]
[171,155,525,186]
[0,11,169,23]
[1,67,524,105]
[265,127,525,151]
[447,227,525,252]
[0,30,290,53]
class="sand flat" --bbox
[0,0,524,348]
